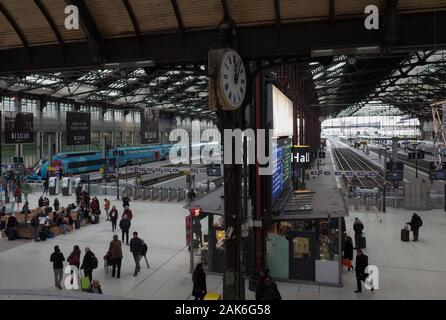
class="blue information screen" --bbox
[272,138,292,203]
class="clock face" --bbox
[219,50,247,109]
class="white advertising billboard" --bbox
[269,84,293,138]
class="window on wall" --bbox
[80,106,90,113]
[133,111,140,123]
[91,132,100,149]
[91,107,101,120]
[43,101,57,118]
[1,97,17,112]
[60,103,74,118]
[104,109,113,121]
[114,110,123,122]
[21,99,38,113]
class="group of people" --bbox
[343,213,424,293]
[50,245,102,293]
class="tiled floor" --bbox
[1,192,446,299]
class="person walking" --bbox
[42,177,49,196]
[109,235,123,279]
[104,199,111,221]
[50,245,65,290]
[140,240,150,268]
[31,213,41,242]
[67,245,81,286]
[130,232,143,276]
[408,213,423,241]
[255,269,271,300]
[80,247,98,283]
[353,218,364,249]
[261,277,282,300]
[110,206,118,232]
[192,218,203,247]
[119,215,131,245]
[343,235,354,272]
[122,206,133,221]
[122,196,130,209]
[192,263,207,300]
[53,198,60,212]
[355,249,373,293]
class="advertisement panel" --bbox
[268,84,293,138]
[66,111,91,145]
[5,112,34,144]
[141,108,160,144]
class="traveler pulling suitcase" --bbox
[401,224,410,242]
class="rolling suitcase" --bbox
[40,230,48,241]
[360,236,366,249]
[7,228,17,240]
[401,224,410,242]
[80,276,90,291]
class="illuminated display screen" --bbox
[272,138,292,203]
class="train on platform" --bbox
[27,142,219,181]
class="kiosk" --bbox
[61,177,71,196]
[49,177,59,195]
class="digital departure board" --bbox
[272,138,292,203]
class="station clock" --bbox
[208,48,247,111]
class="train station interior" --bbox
[1,0,446,301]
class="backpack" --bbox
[91,254,98,269]
[418,217,423,227]
[141,243,148,255]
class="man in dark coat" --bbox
[119,215,131,245]
[109,235,123,279]
[80,247,97,283]
[409,213,423,241]
[192,263,207,300]
[262,277,282,300]
[355,249,372,293]
[353,218,364,249]
[130,232,143,276]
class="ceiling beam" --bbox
[34,0,64,51]
[329,0,335,23]
[274,0,281,26]
[122,0,141,38]
[65,0,103,62]
[0,2,31,62]
[221,0,230,20]
[170,0,185,32]
[1,11,446,72]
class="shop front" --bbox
[266,189,347,286]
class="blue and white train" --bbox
[27,142,220,181]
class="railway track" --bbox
[331,139,384,189]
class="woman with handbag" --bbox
[192,263,207,300]
[342,236,354,272]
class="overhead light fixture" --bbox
[103,60,155,69]
[326,62,346,72]
[312,46,381,57]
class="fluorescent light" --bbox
[356,46,380,54]
[311,49,334,57]
[103,60,155,69]
[312,72,324,80]
[326,62,346,72]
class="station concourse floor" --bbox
[1,192,446,299]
